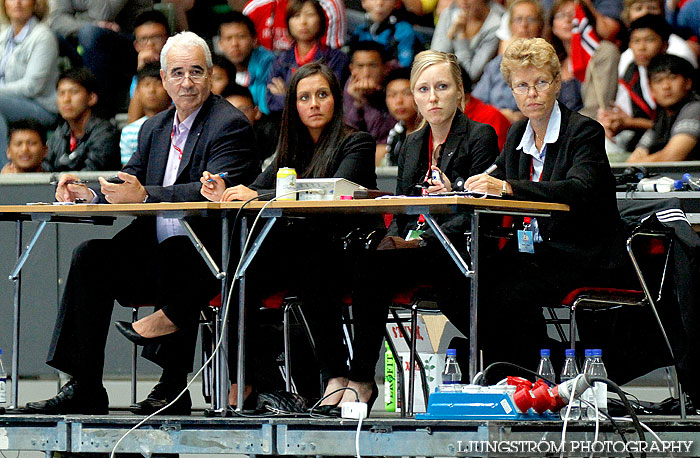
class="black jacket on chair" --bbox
[492,104,623,265]
[394,110,499,247]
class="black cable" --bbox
[590,376,647,458]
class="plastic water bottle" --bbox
[683,173,700,191]
[0,348,6,408]
[584,349,608,421]
[560,349,581,420]
[536,349,556,386]
[441,349,462,386]
[580,349,593,419]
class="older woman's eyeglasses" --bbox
[511,80,552,95]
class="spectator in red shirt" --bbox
[461,68,510,150]
[241,0,346,51]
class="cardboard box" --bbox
[384,312,464,413]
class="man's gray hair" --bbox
[160,31,213,73]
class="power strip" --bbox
[341,402,368,419]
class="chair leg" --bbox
[283,302,292,392]
[569,303,577,351]
[408,305,419,416]
[131,307,138,406]
[200,309,214,405]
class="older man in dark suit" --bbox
[25,31,260,415]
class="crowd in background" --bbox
[1,0,700,175]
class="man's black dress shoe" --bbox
[129,382,192,415]
[24,379,109,414]
[115,321,173,346]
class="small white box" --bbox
[295,178,365,201]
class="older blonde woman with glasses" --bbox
[465,38,624,369]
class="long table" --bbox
[0,197,568,415]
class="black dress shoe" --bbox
[114,321,174,346]
[129,382,191,415]
[313,404,341,416]
[25,379,109,414]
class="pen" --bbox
[483,163,498,175]
[49,179,90,185]
[207,172,229,182]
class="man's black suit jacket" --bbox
[394,110,499,246]
[493,103,623,263]
[119,94,261,246]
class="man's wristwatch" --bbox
[501,180,508,197]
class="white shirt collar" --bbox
[516,100,562,158]
[172,105,203,135]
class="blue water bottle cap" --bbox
[446,348,457,356]
[683,173,692,183]
[584,349,593,357]
[540,349,550,357]
[674,180,684,190]
[592,349,602,357]
[565,349,576,357]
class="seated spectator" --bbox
[48,0,151,117]
[620,0,696,68]
[344,41,396,154]
[472,0,545,123]
[628,54,700,162]
[211,55,238,95]
[120,63,171,166]
[221,82,277,165]
[666,0,700,46]
[599,15,668,152]
[45,68,120,172]
[382,67,419,165]
[217,11,274,114]
[580,0,624,41]
[350,0,421,67]
[0,0,58,170]
[1,119,47,174]
[127,9,171,123]
[547,0,584,112]
[241,0,346,51]
[431,0,505,82]
[461,68,510,150]
[265,0,349,114]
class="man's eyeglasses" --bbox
[168,69,208,84]
[511,80,552,95]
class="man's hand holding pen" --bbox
[55,173,93,203]
[200,171,227,202]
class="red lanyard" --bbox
[171,126,183,161]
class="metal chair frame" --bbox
[564,228,687,417]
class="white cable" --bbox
[355,415,364,458]
[589,385,600,458]
[559,374,585,458]
[109,190,318,458]
[614,417,674,458]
